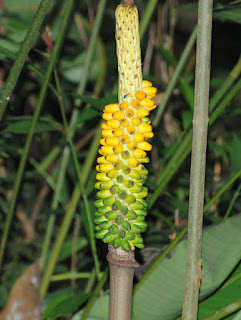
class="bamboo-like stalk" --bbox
[182,0,213,319]
[0,0,51,121]
[107,244,138,320]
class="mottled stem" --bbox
[107,244,138,320]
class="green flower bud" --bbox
[121,240,131,251]
[130,201,145,210]
[95,226,101,231]
[94,211,103,217]
[120,206,128,215]
[125,232,136,241]
[115,215,124,225]
[112,237,121,248]
[100,221,112,230]
[112,200,122,211]
[98,206,112,214]
[122,165,131,175]
[135,221,148,229]
[96,229,108,239]
[110,185,120,194]
[117,175,125,183]
[134,243,145,249]
[133,189,148,199]
[129,169,141,180]
[124,180,134,188]
[94,216,108,224]
[121,151,130,159]
[95,199,104,208]
[132,234,143,244]
[138,198,148,207]
[109,225,119,234]
[131,224,142,234]
[105,210,117,220]
[97,190,112,199]
[136,209,147,216]
[118,190,127,200]
[139,157,150,164]
[122,220,131,231]
[132,215,145,222]
[107,169,118,179]
[125,194,136,204]
[96,180,114,190]
[118,229,126,239]
[103,196,115,206]
[114,161,124,170]
[103,233,115,243]
[126,210,137,220]
[130,184,143,193]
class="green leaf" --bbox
[0,117,61,134]
[179,77,194,111]
[158,44,177,65]
[72,93,118,110]
[198,262,241,318]
[43,290,88,320]
[230,135,241,174]
[182,111,193,131]
[208,141,229,162]
[73,214,241,320]
[214,0,241,24]
[58,237,88,262]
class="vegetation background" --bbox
[0,0,241,319]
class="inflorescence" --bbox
[94,80,157,251]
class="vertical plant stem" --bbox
[0,0,73,268]
[182,0,213,319]
[139,0,158,39]
[0,0,51,121]
[107,245,138,320]
[152,26,197,127]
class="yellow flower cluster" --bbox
[94,80,157,251]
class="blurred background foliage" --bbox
[0,0,241,319]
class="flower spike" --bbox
[95,1,157,251]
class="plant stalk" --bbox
[107,244,138,320]
[0,0,51,121]
[182,0,213,319]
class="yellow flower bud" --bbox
[113,111,125,120]
[120,119,129,127]
[104,103,119,113]
[135,91,147,100]
[113,128,124,137]
[107,119,120,128]
[128,141,137,151]
[100,138,107,145]
[101,123,111,130]
[127,125,135,134]
[102,129,114,138]
[131,99,140,109]
[105,137,120,146]
[144,132,154,139]
[137,108,150,118]
[119,101,128,110]
[96,163,114,172]
[132,117,142,126]
[97,156,108,164]
[133,132,145,143]
[121,135,129,144]
[105,154,119,163]
[128,157,139,167]
[142,86,157,96]
[100,145,114,154]
[125,109,134,118]
[138,123,152,133]
[113,144,124,153]
[133,149,147,159]
[140,99,154,108]
[102,112,113,121]
[142,80,152,88]
[137,141,152,151]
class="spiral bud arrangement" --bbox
[94,2,157,251]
